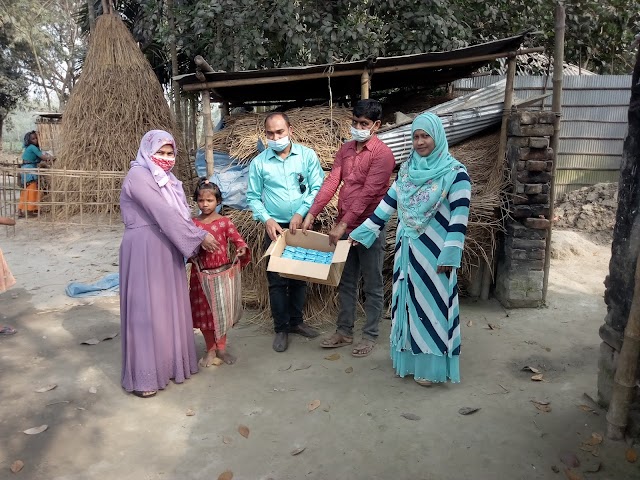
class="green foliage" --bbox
[0,21,29,119]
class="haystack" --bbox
[54,14,186,218]
[229,129,506,327]
[207,106,352,169]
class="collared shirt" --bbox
[247,142,324,224]
[309,135,395,233]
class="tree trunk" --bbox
[0,115,4,152]
[167,0,183,134]
[88,0,97,33]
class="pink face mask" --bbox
[151,154,175,172]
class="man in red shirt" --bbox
[300,99,395,357]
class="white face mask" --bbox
[267,136,290,152]
[350,126,373,143]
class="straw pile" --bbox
[229,129,505,326]
[207,106,352,169]
[53,14,186,218]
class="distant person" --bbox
[247,112,324,352]
[119,130,219,398]
[189,178,251,367]
[302,99,395,358]
[350,112,471,386]
[18,131,52,218]
[0,216,17,335]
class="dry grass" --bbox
[207,106,353,169]
[54,14,188,219]
[227,130,506,326]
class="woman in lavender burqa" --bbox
[120,130,219,398]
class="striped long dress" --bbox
[351,169,471,383]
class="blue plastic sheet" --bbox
[65,273,119,298]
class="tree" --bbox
[0,20,29,150]
[0,0,86,110]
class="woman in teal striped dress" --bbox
[350,112,471,386]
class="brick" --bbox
[507,249,528,260]
[515,183,525,194]
[517,171,552,184]
[518,111,538,125]
[529,137,549,149]
[531,205,550,217]
[517,160,526,171]
[529,193,550,204]
[599,323,623,351]
[506,221,547,239]
[527,249,546,260]
[512,258,545,270]
[509,122,555,137]
[524,218,551,230]
[541,184,550,194]
[524,184,543,194]
[537,112,556,124]
[511,205,533,218]
[545,160,553,172]
[513,238,546,250]
[526,160,547,172]
[520,147,554,161]
[512,194,531,205]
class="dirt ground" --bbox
[1,223,639,480]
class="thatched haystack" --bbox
[229,129,506,326]
[207,106,352,169]
[53,14,187,218]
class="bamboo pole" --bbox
[542,3,566,302]
[360,70,370,99]
[606,253,640,440]
[182,47,546,92]
[202,90,215,177]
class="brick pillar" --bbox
[495,111,555,308]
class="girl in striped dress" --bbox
[350,112,471,386]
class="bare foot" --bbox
[198,350,218,367]
[217,350,236,365]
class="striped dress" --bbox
[350,169,471,383]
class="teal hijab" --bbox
[396,112,465,238]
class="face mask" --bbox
[267,136,290,152]
[350,126,373,143]
[151,154,175,172]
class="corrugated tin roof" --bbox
[558,138,624,156]
[555,169,620,185]
[557,154,622,170]
[561,121,627,139]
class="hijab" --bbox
[130,130,191,220]
[396,112,465,238]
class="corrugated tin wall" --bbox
[453,75,632,199]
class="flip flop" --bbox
[132,390,157,398]
[320,333,353,348]
[0,326,17,335]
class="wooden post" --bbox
[360,70,370,99]
[190,96,198,153]
[542,2,566,302]
[201,90,215,178]
[606,254,640,440]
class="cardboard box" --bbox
[263,229,351,286]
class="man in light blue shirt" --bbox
[247,112,324,352]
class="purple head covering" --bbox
[131,130,191,220]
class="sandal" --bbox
[415,378,434,387]
[0,326,17,335]
[351,339,375,357]
[321,332,353,348]
[132,390,157,398]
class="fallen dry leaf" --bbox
[238,425,250,438]
[532,401,552,413]
[35,384,57,393]
[487,323,499,330]
[577,404,598,415]
[582,458,602,473]
[10,460,24,473]
[218,471,233,480]
[531,373,544,381]
[81,338,100,345]
[458,407,481,416]
[531,399,550,405]
[46,400,70,406]
[522,365,541,374]
[466,320,473,327]
[345,367,353,374]
[291,446,306,456]
[551,465,560,473]
[324,353,341,361]
[222,436,232,444]
[563,468,583,480]
[401,413,421,421]
[89,387,97,394]
[186,409,196,416]
[294,364,312,371]
[586,432,603,446]
[23,425,48,435]
[278,364,292,371]
[323,405,330,412]
[626,448,638,463]
[102,332,119,341]
[307,400,321,412]
[560,452,580,469]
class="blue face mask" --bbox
[267,136,290,152]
